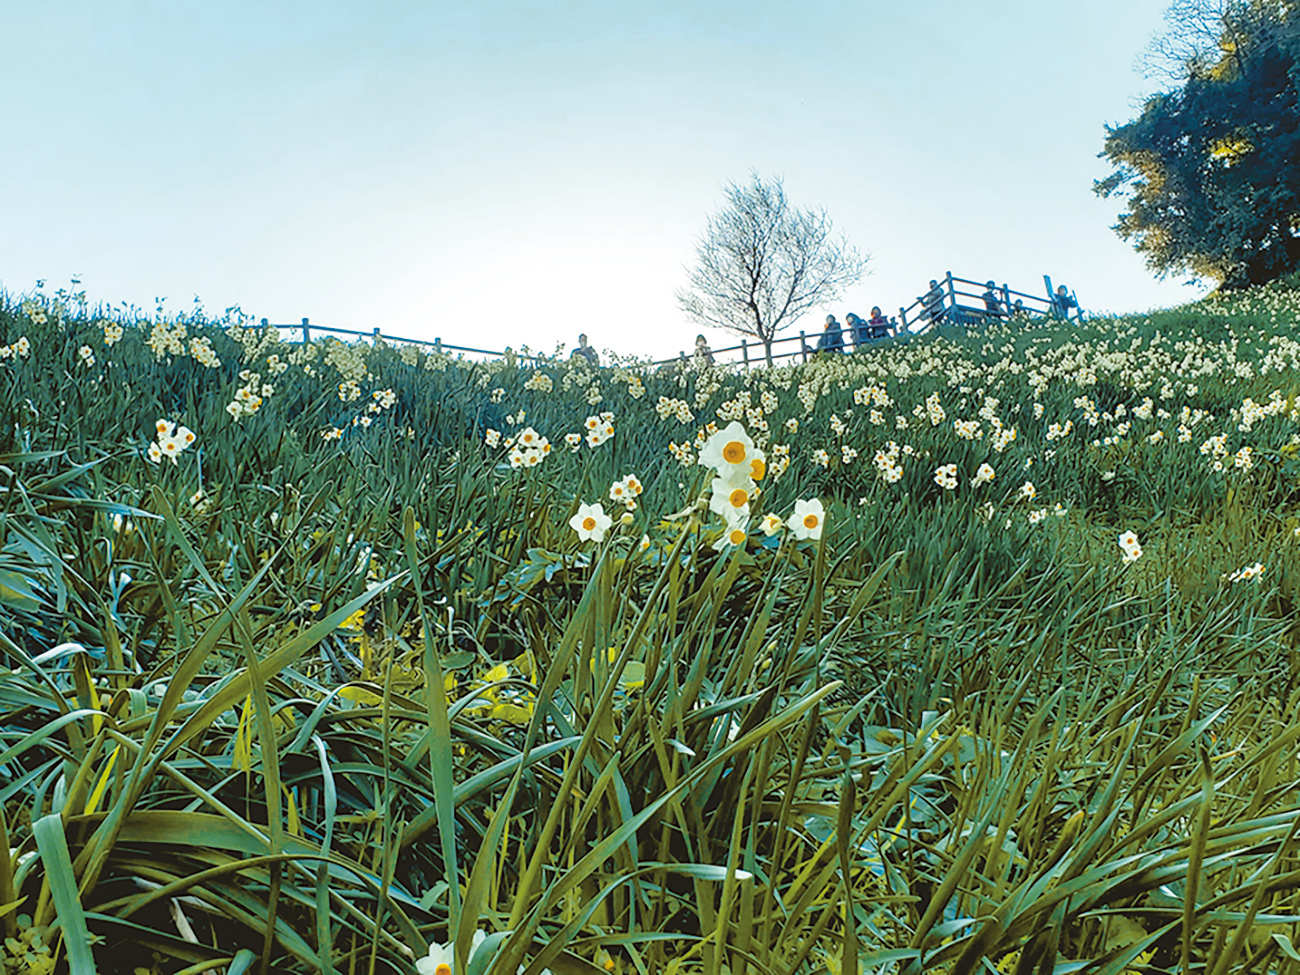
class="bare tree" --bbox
[1139,0,1293,82]
[676,173,868,367]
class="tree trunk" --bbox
[762,336,774,368]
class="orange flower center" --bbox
[803,514,819,529]
[729,488,748,508]
[583,517,597,531]
[722,441,746,464]
[435,965,452,975]
[750,457,766,480]
[729,529,745,544]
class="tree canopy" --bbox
[1096,1,1300,289]
[677,173,866,366]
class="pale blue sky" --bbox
[2,1,1200,360]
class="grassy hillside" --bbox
[2,278,1300,973]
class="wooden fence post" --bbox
[434,338,442,355]
[741,338,749,369]
[260,317,268,328]
[373,327,381,345]
[301,317,310,343]
[899,306,907,330]
[944,271,956,322]
[799,331,807,363]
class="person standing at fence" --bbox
[571,333,600,366]
[981,281,1004,320]
[815,315,845,354]
[1051,284,1078,320]
[867,306,891,339]
[845,313,868,349]
[693,334,714,366]
[921,280,945,327]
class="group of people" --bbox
[575,333,717,373]
[807,308,896,354]
[571,276,1081,368]
[919,279,1079,328]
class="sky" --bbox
[1,0,1207,362]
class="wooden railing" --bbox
[897,271,1082,334]
[257,317,527,362]
[257,270,1081,371]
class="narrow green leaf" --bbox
[33,813,97,975]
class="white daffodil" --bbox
[712,519,749,551]
[699,421,756,476]
[416,930,488,975]
[760,513,784,536]
[788,499,826,541]
[1118,530,1142,564]
[417,941,454,975]
[570,502,613,542]
[147,442,163,464]
[709,472,756,522]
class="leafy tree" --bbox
[677,173,867,367]
[1096,1,1300,289]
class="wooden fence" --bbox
[257,270,1081,372]
[259,317,528,362]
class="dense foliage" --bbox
[1096,1,1300,288]
[3,279,1300,973]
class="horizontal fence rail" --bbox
[258,317,540,363]
[259,270,1081,372]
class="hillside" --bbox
[2,278,1300,973]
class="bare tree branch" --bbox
[1139,0,1293,81]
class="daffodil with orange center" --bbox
[712,518,749,551]
[709,472,756,522]
[788,499,826,541]
[699,421,756,478]
[570,502,613,542]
